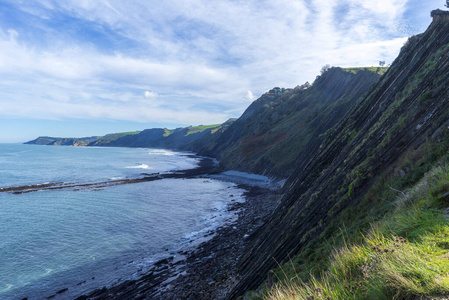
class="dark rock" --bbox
[56,288,68,294]
[438,192,449,203]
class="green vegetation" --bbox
[97,131,140,141]
[186,124,222,136]
[163,129,173,137]
[240,130,449,300]
[210,67,382,177]
[35,136,59,144]
[25,121,232,147]
[264,159,449,299]
[343,67,389,75]
[89,131,140,145]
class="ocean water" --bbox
[0,144,245,299]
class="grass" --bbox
[343,67,389,75]
[96,131,140,142]
[186,124,222,135]
[263,161,449,300]
[259,135,449,294]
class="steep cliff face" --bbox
[228,12,449,297]
[191,68,381,178]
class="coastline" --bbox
[72,160,281,299]
[4,152,282,300]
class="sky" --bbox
[0,0,445,142]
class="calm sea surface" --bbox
[0,144,244,299]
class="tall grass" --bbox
[265,163,449,299]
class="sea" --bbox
[0,143,247,299]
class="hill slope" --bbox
[228,9,449,299]
[189,68,381,178]
[89,121,234,149]
[25,136,100,146]
[25,122,234,149]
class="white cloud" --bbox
[0,0,438,140]
[144,91,158,99]
[244,91,255,102]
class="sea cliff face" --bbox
[227,11,449,298]
[189,68,382,178]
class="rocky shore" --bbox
[8,155,280,300]
[75,179,281,299]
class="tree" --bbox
[320,64,331,74]
[446,0,449,8]
[379,61,385,67]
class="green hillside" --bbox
[263,159,449,299]
[229,9,449,299]
[343,66,389,75]
[191,68,382,178]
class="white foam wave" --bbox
[44,268,53,274]
[126,164,150,169]
[148,149,176,156]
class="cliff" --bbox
[25,123,234,149]
[25,136,99,146]
[88,121,235,149]
[227,10,449,298]
[189,68,382,178]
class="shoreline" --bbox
[8,154,282,300]
[76,184,280,300]
[70,157,281,300]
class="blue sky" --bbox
[0,0,445,142]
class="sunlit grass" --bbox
[186,124,222,135]
[343,67,389,75]
[265,162,449,300]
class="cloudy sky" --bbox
[0,0,445,142]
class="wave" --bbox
[148,149,176,156]
[125,164,151,169]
